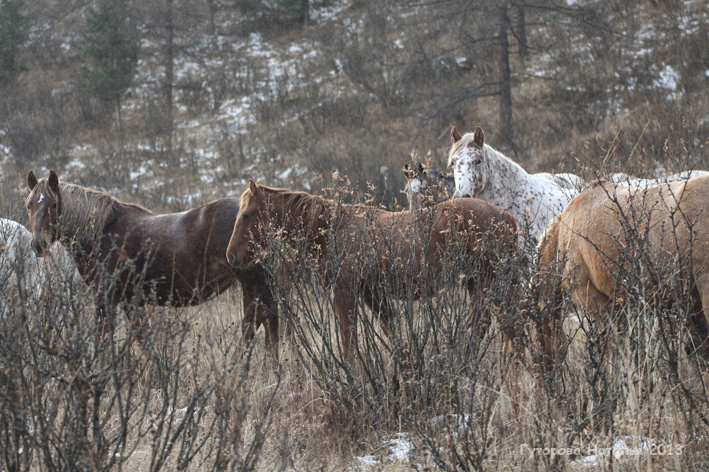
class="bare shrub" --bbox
[1,85,79,171]
[532,174,709,469]
[240,178,532,462]
[0,236,280,471]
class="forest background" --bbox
[1,0,707,216]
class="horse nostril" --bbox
[227,252,238,267]
[463,194,471,199]
[32,240,44,257]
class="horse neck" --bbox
[282,198,332,253]
[58,185,116,252]
[478,145,541,212]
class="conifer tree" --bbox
[79,0,140,130]
[0,0,27,89]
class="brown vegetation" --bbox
[1,0,709,470]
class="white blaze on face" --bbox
[38,193,44,204]
[453,147,482,198]
[404,177,422,208]
[409,178,421,194]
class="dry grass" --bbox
[1,2,709,468]
[2,228,709,470]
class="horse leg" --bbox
[335,290,357,361]
[94,297,115,349]
[466,279,489,344]
[536,272,571,375]
[129,303,149,345]
[534,216,565,373]
[241,280,279,357]
[692,282,709,360]
[572,280,614,369]
[256,288,280,356]
[241,294,257,348]
[363,287,395,341]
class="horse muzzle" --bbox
[32,239,48,257]
[227,251,249,269]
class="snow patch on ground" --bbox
[656,64,679,90]
[355,433,413,467]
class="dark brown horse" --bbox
[26,170,278,350]
[226,179,518,358]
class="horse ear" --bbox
[48,170,60,193]
[248,179,262,198]
[450,126,463,144]
[473,127,485,148]
[27,171,38,191]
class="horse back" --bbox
[97,198,242,306]
[554,175,709,293]
[441,198,517,243]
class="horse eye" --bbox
[243,214,252,221]
[51,203,57,209]
[474,159,482,165]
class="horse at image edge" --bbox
[535,175,709,371]
[0,218,83,318]
[25,170,279,351]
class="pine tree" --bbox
[0,0,28,89]
[278,0,310,30]
[79,0,140,130]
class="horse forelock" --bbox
[25,178,59,208]
[448,132,485,167]
[448,132,524,176]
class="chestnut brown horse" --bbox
[26,170,278,350]
[536,176,709,370]
[226,179,518,358]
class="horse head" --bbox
[403,163,426,208]
[448,126,487,198]
[228,180,330,270]
[26,170,61,257]
[227,179,271,269]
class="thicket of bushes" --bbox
[2,173,709,470]
[1,0,709,468]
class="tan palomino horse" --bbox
[536,176,709,370]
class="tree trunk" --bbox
[206,0,216,38]
[515,4,527,64]
[164,0,174,157]
[116,96,122,132]
[498,4,513,149]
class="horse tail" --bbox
[534,216,560,278]
[533,216,565,374]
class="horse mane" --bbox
[447,132,525,176]
[26,178,120,247]
[241,184,331,232]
